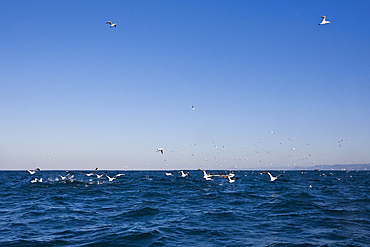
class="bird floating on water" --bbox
[165,173,173,176]
[23,168,41,175]
[318,16,330,25]
[261,172,283,181]
[106,21,116,28]
[157,148,164,154]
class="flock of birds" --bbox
[23,167,125,183]
[23,167,287,184]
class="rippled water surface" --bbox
[1,170,369,246]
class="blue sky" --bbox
[1,0,369,170]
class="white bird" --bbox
[96,172,107,179]
[192,105,195,110]
[198,169,213,180]
[157,148,164,154]
[105,172,125,182]
[106,21,116,28]
[47,157,52,160]
[261,172,283,181]
[165,172,173,176]
[318,16,330,25]
[80,167,98,176]
[31,177,43,183]
[178,171,190,177]
[23,168,41,175]
[56,172,71,180]
[228,176,235,183]
[115,172,125,177]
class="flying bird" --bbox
[80,167,98,176]
[318,16,330,25]
[105,172,125,182]
[261,172,283,181]
[31,177,43,183]
[106,21,116,28]
[96,172,107,179]
[23,168,41,175]
[198,169,213,181]
[157,148,164,154]
[178,171,190,177]
[56,172,71,180]
[192,105,195,110]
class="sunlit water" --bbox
[1,170,369,246]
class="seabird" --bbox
[23,168,41,175]
[178,171,190,177]
[80,167,98,176]
[31,177,43,183]
[157,148,164,154]
[261,172,283,181]
[96,172,107,179]
[228,176,235,183]
[192,105,195,110]
[198,169,213,180]
[105,172,125,182]
[318,16,330,25]
[165,172,173,176]
[56,172,71,180]
[106,21,116,28]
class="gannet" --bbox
[23,168,41,175]
[228,176,235,183]
[157,148,164,154]
[56,172,71,180]
[105,172,125,182]
[261,172,283,181]
[165,172,173,176]
[106,21,116,28]
[198,169,213,180]
[96,172,107,179]
[80,167,98,176]
[318,16,330,25]
[192,105,195,110]
[31,177,43,183]
[178,171,190,177]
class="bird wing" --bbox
[321,16,326,21]
[106,21,112,25]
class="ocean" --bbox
[1,170,369,246]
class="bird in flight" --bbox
[318,16,330,25]
[23,168,41,175]
[157,148,164,154]
[106,21,117,28]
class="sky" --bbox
[1,0,369,170]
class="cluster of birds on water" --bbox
[23,167,286,185]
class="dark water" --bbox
[1,170,369,246]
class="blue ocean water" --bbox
[1,170,369,246]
